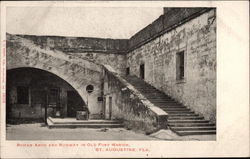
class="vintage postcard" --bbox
[0,1,249,158]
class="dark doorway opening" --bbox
[140,64,145,80]
[176,51,185,80]
[6,67,86,124]
[48,88,60,108]
[126,67,130,76]
[67,91,85,117]
[48,88,61,117]
[17,86,29,104]
[109,96,112,120]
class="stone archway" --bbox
[7,67,87,120]
[7,34,104,119]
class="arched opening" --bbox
[6,67,87,124]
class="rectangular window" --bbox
[126,67,130,76]
[17,86,29,104]
[176,51,185,80]
[140,64,145,80]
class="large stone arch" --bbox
[7,34,104,118]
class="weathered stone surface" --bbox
[68,53,127,75]
[128,8,212,51]
[15,34,128,54]
[7,34,103,119]
[6,8,216,129]
[103,65,168,132]
[127,9,216,122]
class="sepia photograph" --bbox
[0,1,249,158]
[5,6,216,141]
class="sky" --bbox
[7,7,163,39]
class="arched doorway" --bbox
[6,67,87,123]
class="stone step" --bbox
[155,104,183,108]
[161,108,190,111]
[169,123,215,127]
[140,93,168,96]
[150,99,176,102]
[50,120,122,125]
[167,113,199,116]
[176,130,216,136]
[48,123,124,129]
[47,119,123,129]
[166,111,195,114]
[158,105,186,108]
[144,97,173,100]
[146,93,171,96]
[171,126,216,131]
[161,108,188,111]
[162,106,189,109]
[168,116,204,120]
[168,119,210,123]
[155,103,183,107]
[125,75,216,136]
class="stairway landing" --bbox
[47,117,123,129]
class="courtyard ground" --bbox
[6,123,158,140]
[6,123,215,141]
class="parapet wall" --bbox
[15,34,128,54]
[11,8,213,55]
[128,8,213,51]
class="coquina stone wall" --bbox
[68,53,126,75]
[16,34,128,75]
[103,65,168,133]
[7,34,104,119]
[7,8,216,124]
[127,9,216,122]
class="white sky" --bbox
[7,7,163,39]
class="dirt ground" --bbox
[6,123,216,141]
[6,123,159,140]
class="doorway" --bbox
[48,88,60,108]
[109,97,112,120]
[140,64,145,80]
[48,88,60,117]
[67,91,85,117]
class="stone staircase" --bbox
[47,117,123,129]
[123,75,216,136]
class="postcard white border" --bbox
[1,1,249,158]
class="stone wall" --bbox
[68,53,126,75]
[7,8,216,124]
[16,34,128,54]
[127,9,216,122]
[103,65,168,133]
[14,34,128,75]
[7,34,104,119]
[128,8,212,51]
